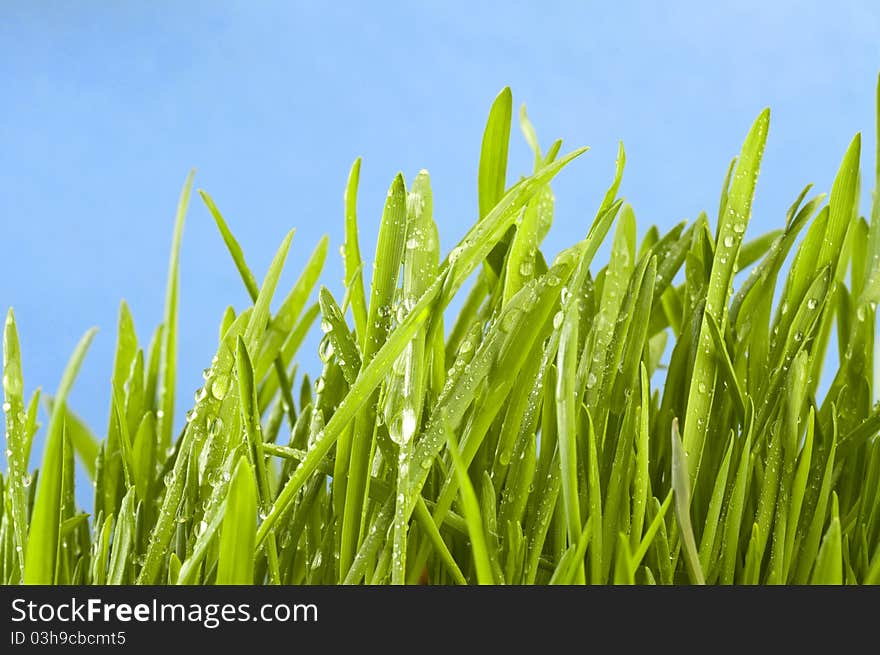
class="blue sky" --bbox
[1,2,878,483]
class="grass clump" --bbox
[3,77,880,585]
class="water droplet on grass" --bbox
[318,335,335,362]
[210,374,230,400]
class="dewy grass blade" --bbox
[388,169,437,585]
[446,424,494,585]
[102,302,138,517]
[340,172,407,579]
[556,290,582,576]
[631,364,651,549]
[585,412,604,583]
[217,456,257,584]
[818,134,861,277]
[24,328,97,584]
[158,170,195,454]
[698,434,734,577]
[671,418,705,585]
[630,491,673,576]
[810,494,843,584]
[107,489,135,584]
[3,309,29,579]
[478,87,513,235]
[343,158,369,342]
[139,307,251,584]
[236,336,281,584]
[682,109,769,484]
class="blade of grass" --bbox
[340,172,408,580]
[343,158,369,342]
[3,309,28,580]
[682,109,769,483]
[158,170,195,454]
[24,328,97,584]
[216,455,257,585]
[671,418,705,584]
[446,422,494,584]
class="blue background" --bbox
[1,2,878,483]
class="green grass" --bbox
[4,77,880,585]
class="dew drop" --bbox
[210,374,230,400]
[501,308,522,331]
[318,335,335,362]
[207,417,223,436]
[400,407,417,444]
